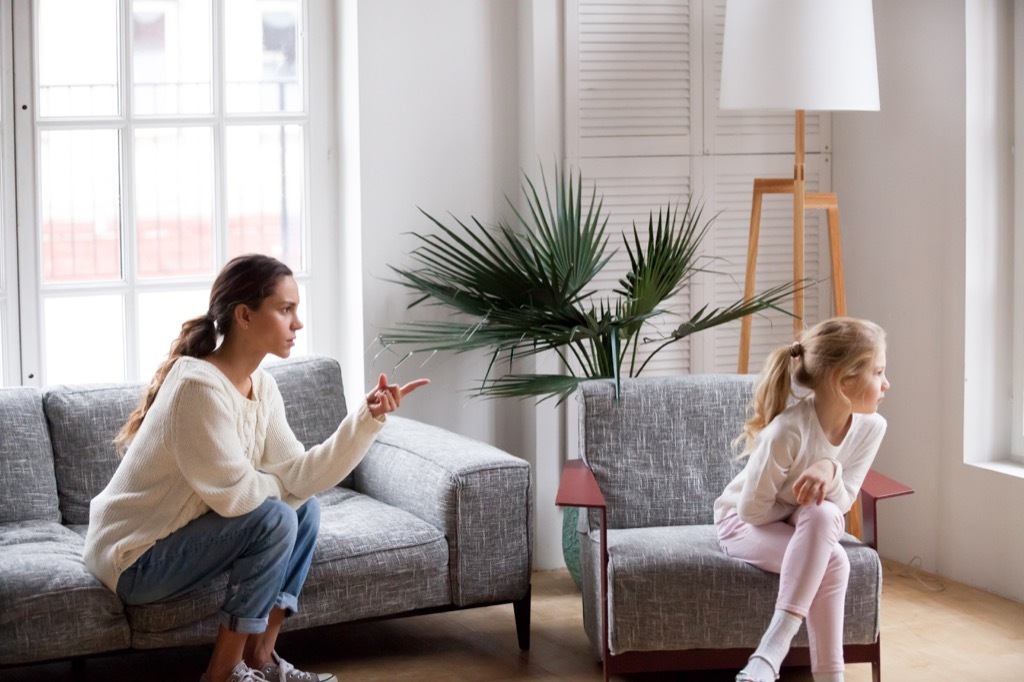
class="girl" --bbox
[84,254,428,682]
[713,317,889,682]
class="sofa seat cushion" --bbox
[0,521,130,665]
[593,525,881,656]
[128,488,450,649]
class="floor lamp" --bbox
[720,0,880,375]
[720,0,880,537]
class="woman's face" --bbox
[246,275,304,358]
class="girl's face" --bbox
[843,348,889,414]
[246,275,303,358]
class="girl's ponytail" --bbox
[114,314,218,454]
[733,343,796,455]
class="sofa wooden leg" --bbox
[873,660,881,682]
[513,585,532,650]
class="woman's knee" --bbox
[296,496,321,533]
[248,498,298,546]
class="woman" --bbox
[84,254,428,682]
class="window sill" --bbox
[967,458,1024,480]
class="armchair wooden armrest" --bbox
[556,458,606,509]
[556,458,614,680]
[859,469,914,551]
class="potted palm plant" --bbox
[377,166,802,585]
[378,166,799,400]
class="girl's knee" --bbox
[829,544,851,576]
[797,501,846,538]
[822,546,851,592]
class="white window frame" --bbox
[0,0,20,385]
[1013,0,1024,461]
[9,0,341,387]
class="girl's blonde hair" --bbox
[733,316,886,455]
[114,254,293,454]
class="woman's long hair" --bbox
[114,254,293,454]
[733,316,886,455]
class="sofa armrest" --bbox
[859,468,914,550]
[353,416,532,607]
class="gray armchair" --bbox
[556,375,911,681]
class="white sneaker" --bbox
[259,651,336,682]
[200,661,268,682]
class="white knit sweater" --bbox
[84,357,385,592]
[713,397,886,525]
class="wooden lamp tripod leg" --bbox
[738,182,766,375]
[822,200,864,538]
[826,204,846,316]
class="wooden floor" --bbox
[3,559,1023,681]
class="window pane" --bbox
[224,0,303,113]
[226,125,303,266]
[137,288,208,378]
[133,0,213,115]
[38,0,119,117]
[40,130,122,283]
[135,127,215,277]
[45,295,125,383]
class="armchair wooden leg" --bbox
[513,585,532,650]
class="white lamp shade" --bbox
[720,0,880,111]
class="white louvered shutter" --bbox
[568,0,702,159]
[566,0,834,376]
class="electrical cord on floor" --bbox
[889,555,946,592]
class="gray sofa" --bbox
[0,355,533,670]
[558,375,910,681]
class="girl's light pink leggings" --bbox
[716,501,850,674]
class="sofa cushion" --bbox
[266,356,352,488]
[265,356,348,448]
[0,520,131,665]
[579,525,880,656]
[0,388,60,524]
[43,383,144,525]
[578,375,754,530]
[127,488,450,649]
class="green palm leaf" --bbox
[377,165,809,401]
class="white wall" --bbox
[835,0,1024,602]
[358,0,523,445]
[358,1,572,570]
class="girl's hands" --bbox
[366,373,429,419]
[792,459,838,506]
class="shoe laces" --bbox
[267,653,317,682]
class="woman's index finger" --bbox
[398,378,430,396]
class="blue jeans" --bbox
[116,497,320,634]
